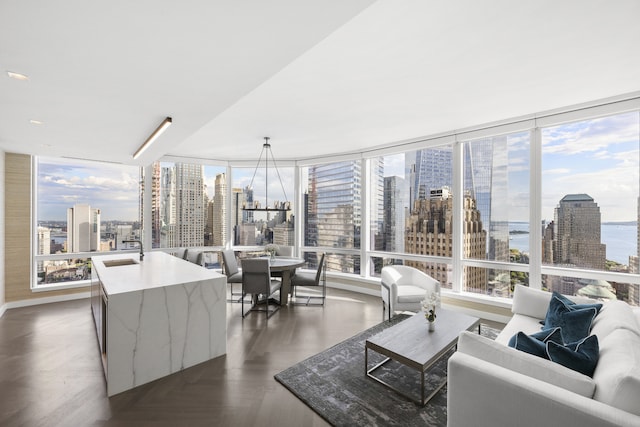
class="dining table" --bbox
[268,257,305,305]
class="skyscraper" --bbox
[383,176,405,253]
[174,163,205,247]
[551,194,606,270]
[405,188,487,292]
[463,137,509,262]
[306,160,382,273]
[67,203,100,252]
[408,148,452,207]
[159,166,177,247]
[211,173,226,246]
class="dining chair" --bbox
[184,248,204,266]
[291,253,326,306]
[276,246,293,257]
[241,258,282,319]
[221,249,243,302]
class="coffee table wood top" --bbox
[366,308,480,371]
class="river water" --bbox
[509,222,637,265]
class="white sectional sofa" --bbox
[447,285,640,427]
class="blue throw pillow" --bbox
[508,327,563,358]
[541,295,599,343]
[546,335,599,377]
[541,292,603,329]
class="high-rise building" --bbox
[408,142,509,263]
[463,138,509,262]
[159,166,177,247]
[211,173,226,246]
[37,226,51,255]
[150,162,161,248]
[405,188,487,292]
[408,148,452,207]
[174,163,205,247]
[67,203,101,252]
[306,160,382,273]
[551,194,606,270]
[383,176,405,253]
[230,187,244,245]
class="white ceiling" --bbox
[2,0,640,166]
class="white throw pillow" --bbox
[511,285,552,319]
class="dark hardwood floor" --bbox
[0,288,388,427]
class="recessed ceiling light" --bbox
[7,71,29,81]
[30,119,43,125]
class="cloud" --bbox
[543,168,571,174]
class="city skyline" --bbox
[382,111,639,222]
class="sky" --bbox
[37,111,639,224]
[38,158,140,221]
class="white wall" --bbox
[0,149,6,316]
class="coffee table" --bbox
[365,308,480,405]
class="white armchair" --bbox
[380,265,440,321]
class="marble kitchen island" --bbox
[91,251,227,396]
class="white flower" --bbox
[264,243,279,256]
[421,291,440,322]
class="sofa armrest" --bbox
[447,352,640,427]
[457,331,594,397]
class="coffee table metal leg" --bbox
[365,342,454,406]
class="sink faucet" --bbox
[122,240,144,261]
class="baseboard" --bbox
[326,280,379,297]
[1,291,91,317]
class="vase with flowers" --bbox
[421,291,440,331]
[264,243,279,263]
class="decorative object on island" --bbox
[422,290,440,331]
[265,243,279,261]
[243,137,291,212]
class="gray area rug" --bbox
[274,315,500,427]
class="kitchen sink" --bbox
[103,259,139,267]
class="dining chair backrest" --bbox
[241,258,272,295]
[222,249,239,277]
[276,246,293,257]
[314,252,326,284]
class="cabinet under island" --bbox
[91,251,227,396]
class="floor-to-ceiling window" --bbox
[367,145,455,289]
[34,157,141,287]
[459,131,531,297]
[151,161,226,250]
[31,97,640,307]
[540,111,640,305]
[230,165,295,249]
[301,160,362,274]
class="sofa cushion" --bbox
[508,327,563,358]
[592,328,640,416]
[547,335,599,377]
[496,313,544,345]
[541,292,602,329]
[457,331,596,397]
[512,285,553,319]
[541,295,598,343]
[590,300,640,340]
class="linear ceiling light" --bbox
[133,116,172,159]
[7,71,29,81]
